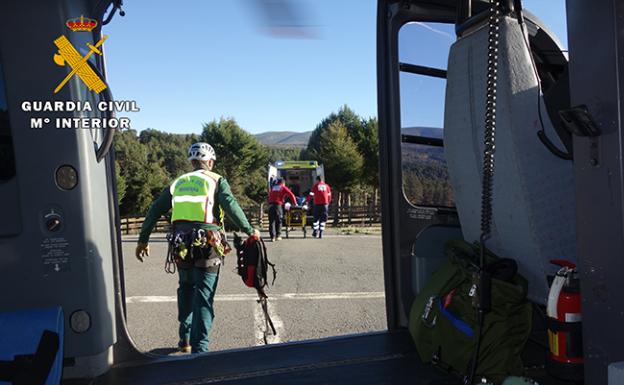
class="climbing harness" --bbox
[165,228,230,274]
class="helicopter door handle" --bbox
[90,62,116,163]
[96,114,115,162]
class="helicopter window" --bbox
[0,61,16,181]
[398,22,454,208]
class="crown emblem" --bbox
[66,15,98,32]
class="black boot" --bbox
[318,230,323,239]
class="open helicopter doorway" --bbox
[105,0,387,355]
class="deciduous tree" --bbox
[200,118,269,205]
[114,129,169,215]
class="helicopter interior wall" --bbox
[443,14,577,303]
[0,0,119,379]
[410,225,463,296]
[0,62,21,237]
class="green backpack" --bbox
[409,240,533,384]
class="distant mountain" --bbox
[402,126,444,139]
[254,131,312,147]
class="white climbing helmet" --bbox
[188,142,216,161]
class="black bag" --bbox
[234,234,276,293]
[233,234,278,344]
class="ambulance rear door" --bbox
[268,164,278,187]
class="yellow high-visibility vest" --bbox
[170,170,221,224]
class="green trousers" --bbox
[177,267,220,353]
[177,268,194,344]
[190,268,219,353]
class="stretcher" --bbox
[284,206,308,238]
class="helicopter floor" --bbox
[76,330,455,385]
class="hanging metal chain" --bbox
[467,2,503,384]
[480,0,502,246]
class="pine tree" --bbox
[314,121,364,194]
[360,117,379,188]
[305,105,364,159]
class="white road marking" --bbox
[276,292,385,300]
[253,301,265,346]
[267,235,380,239]
[126,291,385,303]
[254,300,283,346]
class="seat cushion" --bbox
[443,16,577,303]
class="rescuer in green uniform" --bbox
[135,142,260,353]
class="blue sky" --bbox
[399,0,568,129]
[104,0,377,135]
[103,0,567,135]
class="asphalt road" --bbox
[121,229,387,355]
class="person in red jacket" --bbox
[268,178,297,241]
[306,176,332,238]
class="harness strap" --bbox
[165,232,174,274]
[259,238,277,286]
[257,291,277,344]
[268,261,277,286]
[255,240,277,344]
[165,231,186,274]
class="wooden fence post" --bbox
[347,198,353,226]
[119,203,381,236]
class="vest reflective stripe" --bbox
[172,196,209,203]
[170,170,221,224]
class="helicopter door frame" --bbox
[566,0,624,382]
[376,1,460,331]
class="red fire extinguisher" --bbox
[546,259,583,381]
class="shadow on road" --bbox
[148,347,181,356]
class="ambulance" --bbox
[268,160,325,205]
